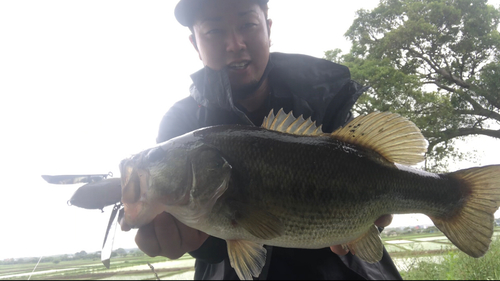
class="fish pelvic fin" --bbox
[262,108,323,136]
[331,112,427,166]
[431,165,500,258]
[227,240,267,280]
[343,225,383,263]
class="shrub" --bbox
[401,237,500,280]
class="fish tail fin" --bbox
[430,165,500,258]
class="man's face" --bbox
[191,0,272,95]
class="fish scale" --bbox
[190,126,452,247]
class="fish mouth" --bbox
[122,200,144,229]
[120,161,156,228]
[121,199,165,229]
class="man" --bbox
[123,0,402,279]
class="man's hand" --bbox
[121,212,209,259]
[330,214,393,256]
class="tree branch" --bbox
[407,48,441,72]
[435,68,470,88]
[434,82,456,93]
[469,85,500,109]
[455,109,500,122]
[433,83,491,116]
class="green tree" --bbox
[326,0,500,171]
[113,248,127,257]
[75,250,88,259]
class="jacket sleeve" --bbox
[156,97,200,143]
[321,80,366,133]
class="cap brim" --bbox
[174,0,269,27]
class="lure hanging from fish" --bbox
[41,172,121,210]
[67,178,122,210]
[42,172,123,268]
[42,173,112,185]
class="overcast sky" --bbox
[1,0,499,261]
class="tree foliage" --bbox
[113,248,128,257]
[326,0,500,171]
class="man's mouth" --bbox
[228,61,250,70]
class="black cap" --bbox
[175,0,269,27]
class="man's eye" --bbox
[207,29,222,35]
[242,23,257,29]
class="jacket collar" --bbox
[189,52,355,124]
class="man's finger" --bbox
[135,220,162,257]
[375,214,393,228]
[330,244,349,256]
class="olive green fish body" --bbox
[182,126,468,248]
[120,110,500,280]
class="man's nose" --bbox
[225,30,246,53]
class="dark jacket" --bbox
[157,52,402,280]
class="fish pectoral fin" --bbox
[181,148,232,225]
[330,112,427,166]
[191,148,232,205]
[230,201,285,240]
[227,240,267,280]
[343,225,383,263]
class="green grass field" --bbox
[0,255,195,280]
[2,228,499,280]
[386,227,500,280]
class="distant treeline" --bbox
[382,220,500,238]
[0,248,145,265]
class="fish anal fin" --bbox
[343,225,383,263]
[431,165,500,258]
[230,201,285,240]
[331,112,427,166]
[262,109,323,136]
[226,240,267,280]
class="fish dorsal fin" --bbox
[262,108,323,136]
[331,112,427,166]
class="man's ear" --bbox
[189,34,202,60]
[267,19,273,46]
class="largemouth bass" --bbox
[119,109,500,280]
